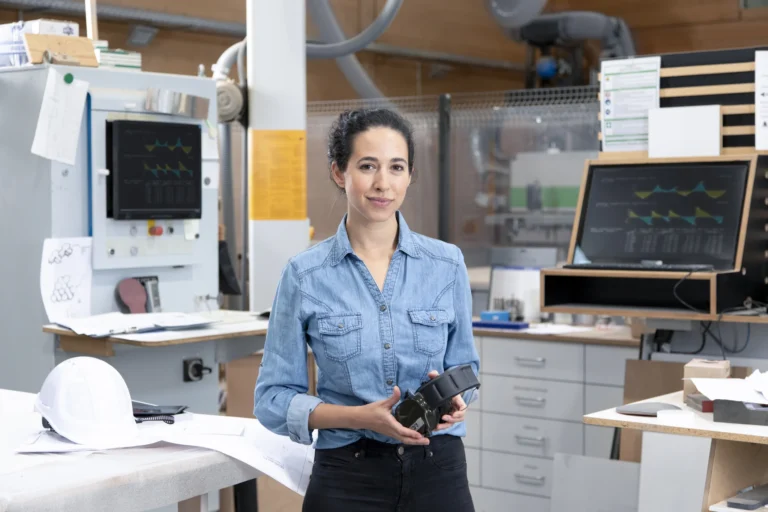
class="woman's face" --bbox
[333,126,411,224]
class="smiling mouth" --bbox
[368,197,393,205]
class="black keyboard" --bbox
[563,263,715,272]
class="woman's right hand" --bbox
[357,386,430,445]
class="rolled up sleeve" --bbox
[287,393,323,444]
[254,261,323,445]
[446,247,481,407]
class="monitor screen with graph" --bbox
[108,120,202,220]
[572,159,751,270]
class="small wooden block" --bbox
[23,33,99,67]
[59,335,114,357]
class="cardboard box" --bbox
[683,358,731,400]
[0,19,79,67]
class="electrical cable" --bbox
[670,270,755,359]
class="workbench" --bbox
[0,389,261,512]
[41,314,270,512]
[585,390,768,512]
[43,317,639,512]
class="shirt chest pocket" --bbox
[318,314,363,362]
[408,308,451,356]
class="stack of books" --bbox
[94,43,142,70]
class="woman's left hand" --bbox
[427,370,467,431]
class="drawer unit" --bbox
[466,447,480,487]
[471,333,636,509]
[482,451,553,497]
[482,413,583,458]
[585,345,637,386]
[465,410,481,448]
[470,486,550,512]
[481,374,585,422]
[482,338,584,382]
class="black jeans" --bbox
[302,434,474,512]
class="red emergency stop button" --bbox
[149,226,164,236]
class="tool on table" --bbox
[713,400,768,427]
[727,483,768,510]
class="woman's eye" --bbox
[360,163,375,171]
[392,165,405,172]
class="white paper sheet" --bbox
[600,56,661,152]
[54,311,214,337]
[648,105,721,158]
[160,423,315,495]
[31,68,89,165]
[113,318,268,343]
[39,237,93,324]
[689,377,768,405]
[756,51,768,150]
[15,415,315,495]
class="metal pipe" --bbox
[4,0,525,72]
[309,40,527,72]
[308,0,386,100]
[364,42,527,71]
[218,122,241,310]
[212,39,245,80]
[306,0,403,60]
[437,93,451,243]
[237,42,249,311]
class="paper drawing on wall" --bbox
[40,237,93,324]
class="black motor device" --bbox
[393,365,480,436]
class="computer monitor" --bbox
[107,120,203,220]
[571,159,752,270]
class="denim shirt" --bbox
[254,212,480,450]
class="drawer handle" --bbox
[514,396,547,407]
[515,434,546,446]
[514,356,546,367]
[514,473,546,486]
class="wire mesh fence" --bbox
[307,97,441,242]
[306,86,601,266]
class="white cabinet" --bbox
[468,335,636,512]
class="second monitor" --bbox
[570,159,751,271]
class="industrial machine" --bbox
[0,65,223,411]
[486,0,636,88]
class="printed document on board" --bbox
[39,237,93,324]
[600,56,661,152]
[31,68,89,165]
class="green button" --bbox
[64,73,73,84]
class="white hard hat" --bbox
[34,357,139,448]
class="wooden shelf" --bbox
[540,303,768,324]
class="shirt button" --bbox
[380,304,387,312]
[430,315,436,321]
[387,379,393,385]
[338,323,344,329]
[384,343,391,349]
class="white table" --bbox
[585,390,768,511]
[0,389,261,512]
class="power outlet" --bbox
[183,357,212,382]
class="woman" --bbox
[254,108,480,511]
